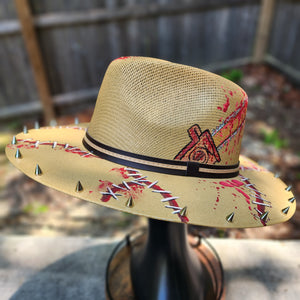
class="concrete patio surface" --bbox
[0,236,299,300]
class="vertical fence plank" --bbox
[253,0,275,63]
[14,0,55,123]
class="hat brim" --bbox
[6,125,296,228]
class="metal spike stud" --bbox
[15,149,22,159]
[179,206,187,217]
[282,207,290,214]
[12,136,17,145]
[74,117,79,125]
[75,181,83,192]
[285,185,292,192]
[34,121,40,129]
[260,211,269,222]
[226,212,234,223]
[288,197,295,203]
[35,164,42,176]
[23,125,28,134]
[126,196,134,208]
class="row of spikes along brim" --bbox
[12,119,294,223]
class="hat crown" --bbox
[87,57,248,167]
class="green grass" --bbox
[216,229,226,238]
[221,69,243,83]
[23,202,49,215]
[0,134,11,153]
[261,129,288,149]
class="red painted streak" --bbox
[242,178,266,226]
[235,188,250,204]
[220,180,243,187]
[99,172,189,223]
[100,180,144,203]
[214,100,248,147]
[223,96,230,112]
[147,184,189,223]
[115,56,130,60]
[15,140,98,158]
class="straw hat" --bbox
[6,57,295,228]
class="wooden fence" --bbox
[0,0,299,122]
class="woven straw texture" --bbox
[88,57,248,166]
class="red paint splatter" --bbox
[217,106,222,111]
[110,167,129,179]
[222,96,230,112]
[220,180,243,187]
[218,180,252,211]
[235,188,250,204]
[89,191,93,194]
[115,56,130,60]
[98,180,113,190]
[229,91,233,96]
[231,179,244,186]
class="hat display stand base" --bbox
[106,219,225,300]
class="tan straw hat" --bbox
[6,57,296,228]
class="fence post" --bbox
[253,0,276,63]
[14,0,55,124]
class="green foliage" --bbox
[23,202,49,215]
[0,134,11,153]
[217,229,226,238]
[4,120,22,131]
[221,69,243,83]
[261,129,288,149]
[296,172,300,180]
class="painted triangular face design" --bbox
[175,98,247,165]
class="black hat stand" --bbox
[106,218,224,300]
